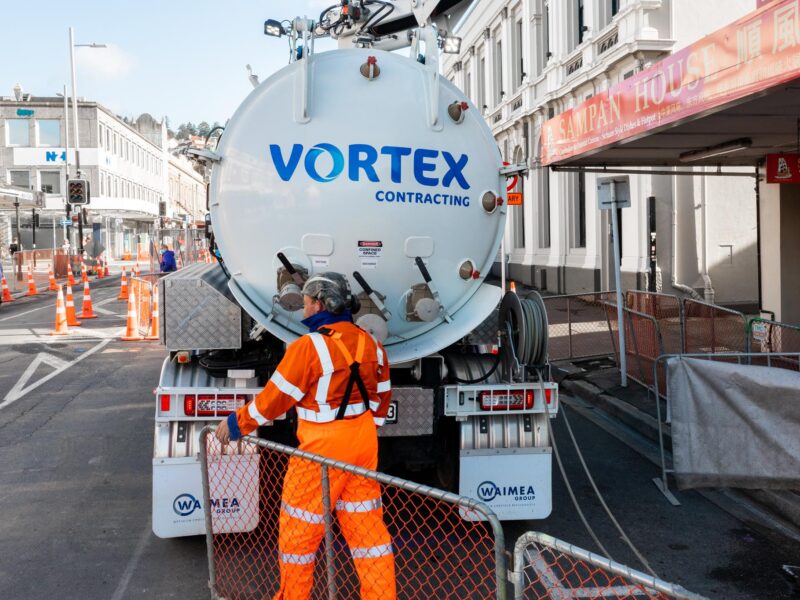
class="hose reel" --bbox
[498,290,549,371]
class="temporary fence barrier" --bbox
[747,318,800,371]
[651,352,800,505]
[149,228,211,273]
[129,275,163,338]
[511,531,706,600]
[681,299,746,355]
[3,249,69,293]
[625,291,683,355]
[541,292,616,362]
[200,427,506,600]
[605,304,665,391]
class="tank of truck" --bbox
[209,48,506,363]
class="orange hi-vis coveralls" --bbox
[228,320,396,600]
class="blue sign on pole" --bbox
[60,219,71,226]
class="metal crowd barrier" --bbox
[651,352,800,505]
[604,303,666,391]
[747,318,800,370]
[511,531,706,600]
[200,426,507,600]
[541,292,616,362]
[681,299,746,355]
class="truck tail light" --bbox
[160,394,170,412]
[184,394,248,416]
[545,388,553,404]
[478,390,533,411]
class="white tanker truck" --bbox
[152,0,558,538]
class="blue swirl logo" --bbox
[304,143,345,182]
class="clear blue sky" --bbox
[0,1,335,128]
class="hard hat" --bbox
[302,272,361,315]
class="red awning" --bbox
[541,0,800,167]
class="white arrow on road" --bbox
[0,338,112,410]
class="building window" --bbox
[544,1,550,64]
[512,149,525,249]
[106,128,111,150]
[477,55,486,110]
[578,0,586,45]
[572,172,587,248]
[612,0,619,16]
[513,19,524,89]
[37,120,61,147]
[7,119,29,146]
[9,170,30,188]
[494,36,504,105]
[538,163,550,249]
[40,170,61,194]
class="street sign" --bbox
[60,219,71,226]
[597,180,630,209]
[766,153,800,183]
[507,192,523,206]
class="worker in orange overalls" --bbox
[216,272,395,599]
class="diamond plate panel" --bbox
[378,387,433,437]
[160,264,242,351]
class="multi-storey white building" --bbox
[0,92,168,258]
[167,154,206,227]
[443,0,760,310]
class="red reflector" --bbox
[160,394,170,412]
[525,390,534,409]
[545,388,552,404]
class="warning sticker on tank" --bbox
[357,241,383,259]
[311,256,329,268]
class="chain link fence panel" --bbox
[512,532,706,600]
[681,300,746,356]
[747,318,800,371]
[542,292,616,362]
[201,427,506,600]
[605,304,666,391]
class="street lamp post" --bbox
[68,27,106,256]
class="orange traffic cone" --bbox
[133,263,140,277]
[117,268,129,300]
[79,280,97,319]
[48,268,58,291]
[64,284,81,326]
[50,286,70,336]
[26,265,38,296]
[146,287,160,340]
[103,259,110,277]
[121,290,143,341]
[81,262,88,284]
[67,263,76,286]
[96,258,104,280]
[1,277,14,302]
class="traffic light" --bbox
[67,179,90,205]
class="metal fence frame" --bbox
[680,299,747,354]
[130,275,162,336]
[199,426,508,600]
[651,352,800,505]
[511,531,707,600]
[604,303,666,391]
[747,317,800,359]
[541,291,616,362]
[625,291,684,355]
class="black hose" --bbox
[449,350,503,384]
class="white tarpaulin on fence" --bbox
[668,357,800,490]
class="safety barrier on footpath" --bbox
[747,318,800,371]
[681,299,746,355]
[604,303,666,391]
[149,228,211,273]
[200,427,506,600]
[541,292,616,362]
[511,532,706,600]
[130,275,162,337]
[625,291,683,355]
[4,249,67,293]
[651,352,800,505]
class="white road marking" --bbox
[110,524,151,600]
[0,338,112,410]
[0,304,52,322]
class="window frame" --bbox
[6,119,30,146]
[36,119,61,147]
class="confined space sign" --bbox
[459,449,552,521]
[357,241,382,269]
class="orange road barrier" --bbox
[48,269,58,291]
[67,263,76,287]
[50,286,70,336]
[96,258,104,280]
[117,268,129,301]
[146,286,160,340]
[79,280,98,319]
[64,284,82,327]
[2,277,14,302]
[121,290,143,341]
[26,265,39,297]
[81,262,89,284]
